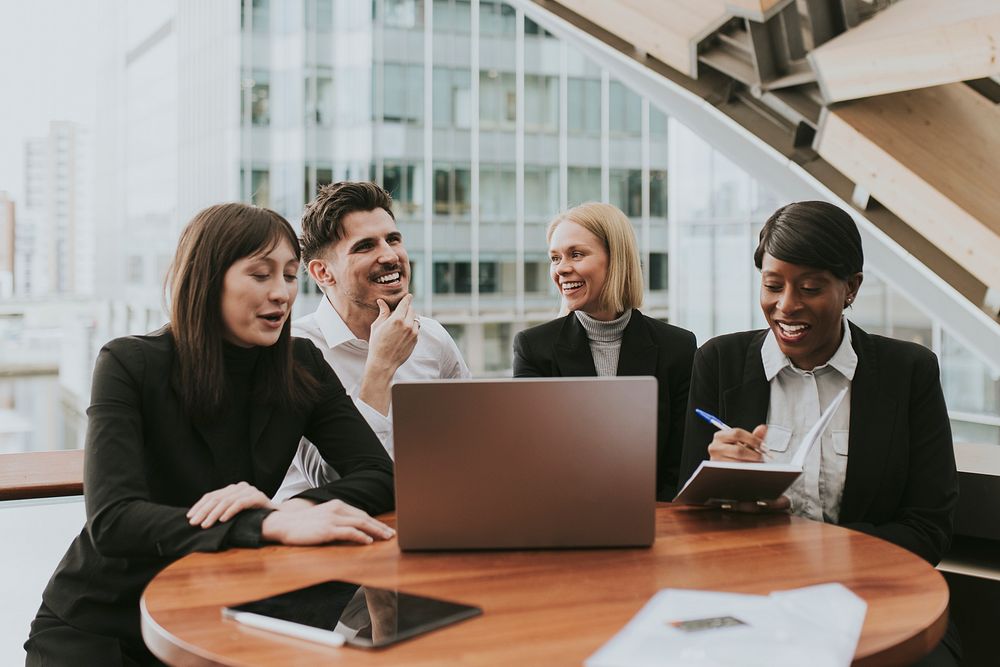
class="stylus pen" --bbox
[694,409,770,460]
[228,611,347,647]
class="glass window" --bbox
[483,322,513,372]
[942,330,1000,418]
[434,167,450,215]
[304,166,333,203]
[434,261,454,294]
[567,78,600,135]
[250,169,270,207]
[568,167,600,207]
[432,164,471,215]
[650,106,669,138]
[610,169,642,217]
[433,67,471,129]
[444,323,468,360]
[385,0,423,28]
[479,261,499,293]
[650,169,667,218]
[242,0,270,32]
[433,67,452,127]
[455,167,471,214]
[382,162,420,216]
[649,252,668,291]
[480,166,515,218]
[525,74,557,133]
[524,16,553,38]
[609,81,641,136]
[524,166,558,218]
[433,0,472,33]
[306,72,334,125]
[383,64,423,124]
[242,70,270,126]
[524,260,549,293]
[711,152,751,220]
[480,70,516,129]
[480,1,515,36]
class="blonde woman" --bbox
[513,202,696,499]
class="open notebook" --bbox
[673,388,848,505]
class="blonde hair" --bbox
[547,202,643,315]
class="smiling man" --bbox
[274,181,469,501]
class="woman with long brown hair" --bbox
[25,203,395,665]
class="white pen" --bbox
[227,611,347,647]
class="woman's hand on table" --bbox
[261,499,395,545]
[187,481,276,528]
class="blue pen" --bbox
[695,408,730,431]
[695,408,770,460]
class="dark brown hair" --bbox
[300,181,394,263]
[166,203,317,421]
[754,200,863,280]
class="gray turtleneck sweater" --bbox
[574,309,632,376]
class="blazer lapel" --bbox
[840,323,895,522]
[553,314,598,377]
[722,332,770,430]
[168,360,225,484]
[169,354,274,483]
[615,310,658,377]
[248,399,274,456]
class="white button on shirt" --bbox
[761,319,857,524]
[273,297,470,502]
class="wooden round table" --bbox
[141,505,948,666]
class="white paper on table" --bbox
[585,583,867,667]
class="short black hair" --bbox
[754,201,863,279]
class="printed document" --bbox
[586,583,866,667]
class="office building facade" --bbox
[17,122,93,298]
[89,0,997,443]
[0,192,13,298]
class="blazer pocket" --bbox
[764,424,793,453]
[830,429,850,456]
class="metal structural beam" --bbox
[517,0,1000,373]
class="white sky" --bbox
[0,0,100,202]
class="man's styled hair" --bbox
[300,181,395,263]
[166,202,316,421]
[754,200,864,280]
[547,202,644,315]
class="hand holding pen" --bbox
[695,409,772,462]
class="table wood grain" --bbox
[141,504,948,666]
[0,450,83,501]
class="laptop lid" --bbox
[392,377,657,551]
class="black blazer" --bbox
[513,310,697,499]
[36,330,394,649]
[678,322,958,564]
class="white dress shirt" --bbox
[761,318,857,523]
[273,297,470,502]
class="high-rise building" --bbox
[89,0,998,440]
[17,122,93,297]
[0,192,14,298]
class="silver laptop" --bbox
[392,377,657,551]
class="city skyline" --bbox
[0,0,996,458]
[0,0,99,203]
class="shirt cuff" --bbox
[224,508,276,548]
[353,396,392,441]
